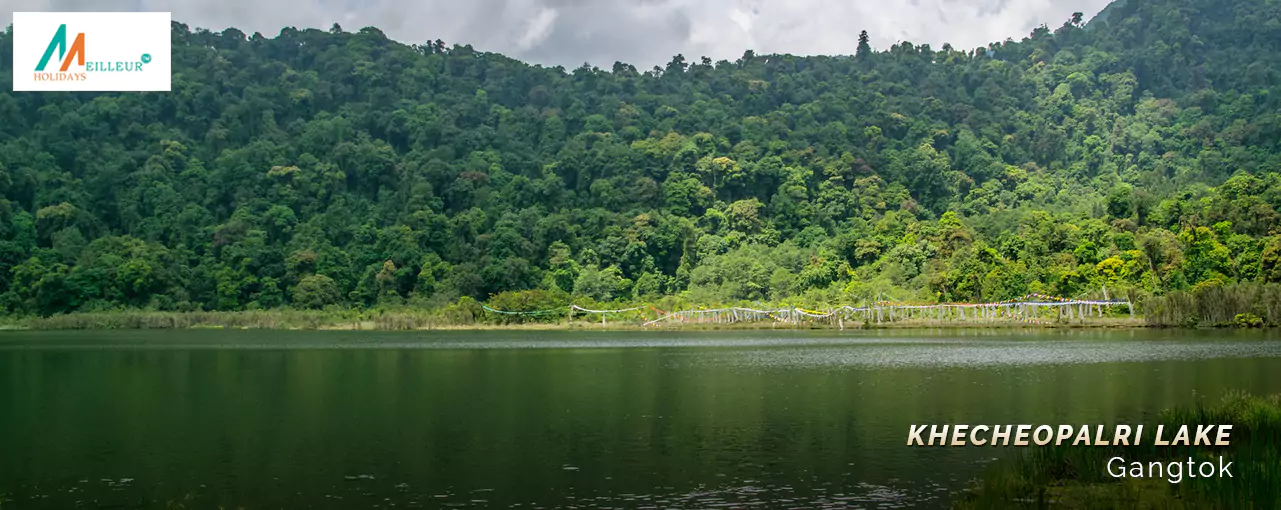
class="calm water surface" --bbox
[2,328,1280,509]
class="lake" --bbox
[2,329,1280,509]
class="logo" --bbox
[35,24,86,73]
[13,12,171,92]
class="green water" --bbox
[1,329,1280,509]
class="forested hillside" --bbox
[1,0,1280,317]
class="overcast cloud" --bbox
[4,0,1112,69]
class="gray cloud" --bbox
[3,0,1113,68]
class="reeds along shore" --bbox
[1142,282,1281,327]
[5,309,447,331]
[955,391,1281,509]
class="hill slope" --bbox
[0,0,1279,315]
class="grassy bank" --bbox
[2,309,441,331]
[2,285,1269,331]
[955,391,1281,509]
[0,289,1156,330]
[0,309,1152,331]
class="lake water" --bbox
[2,329,1280,509]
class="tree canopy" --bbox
[0,0,1279,315]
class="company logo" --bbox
[31,24,154,83]
[13,12,171,92]
[35,24,86,72]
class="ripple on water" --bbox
[11,476,941,509]
[672,338,1281,369]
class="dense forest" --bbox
[1,0,1280,323]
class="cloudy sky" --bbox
[5,0,1112,68]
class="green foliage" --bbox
[1,0,1280,316]
[442,296,483,324]
[1233,313,1264,328]
[484,289,570,324]
[572,265,631,302]
[292,274,339,309]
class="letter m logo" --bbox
[35,24,86,72]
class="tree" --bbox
[572,265,630,302]
[857,30,872,58]
[293,274,340,309]
[1261,237,1281,284]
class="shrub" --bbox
[1234,313,1264,328]
[483,289,570,324]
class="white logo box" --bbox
[12,12,171,92]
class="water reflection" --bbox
[0,330,1278,509]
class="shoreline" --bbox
[0,313,1162,331]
